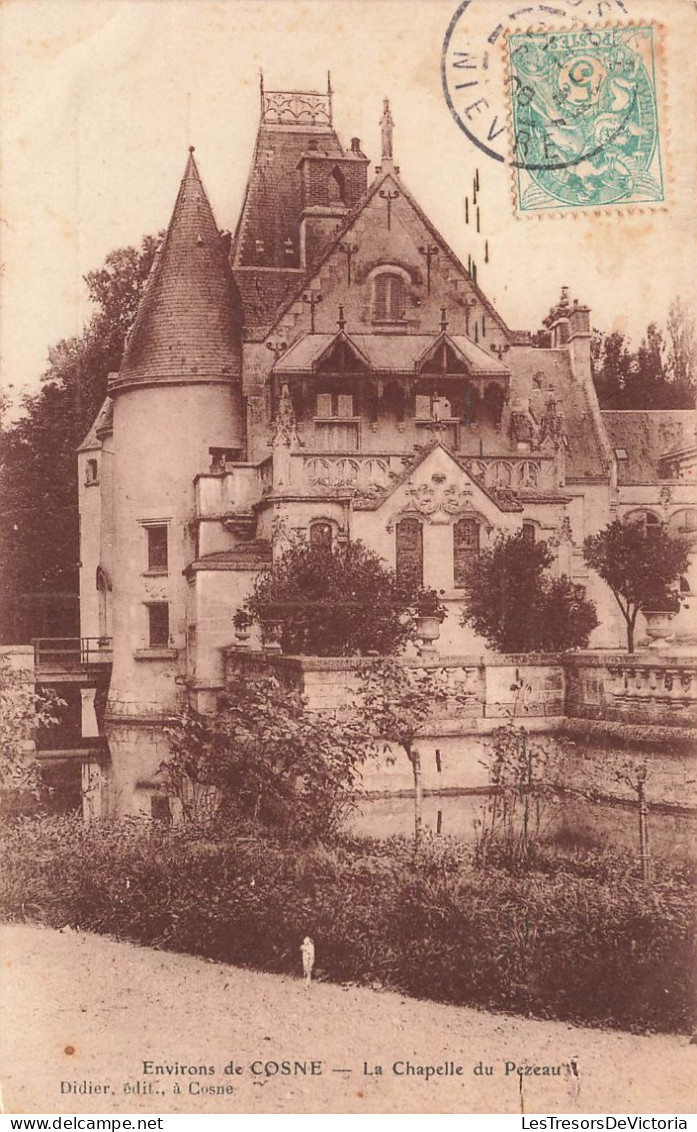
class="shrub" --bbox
[460,530,598,652]
[1,816,694,1034]
[163,676,375,841]
[0,656,63,815]
[244,538,445,656]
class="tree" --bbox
[665,298,697,392]
[459,531,598,653]
[244,537,445,657]
[591,304,696,410]
[356,657,471,855]
[632,323,668,409]
[163,675,375,841]
[0,655,62,811]
[591,328,633,407]
[583,519,689,652]
[0,235,160,643]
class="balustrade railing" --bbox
[295,452,557,494]
[301,453,405,492]
[461,456,556,491]
[566,655,697,728]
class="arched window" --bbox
[96,566,110,640]
[626,510,661,539]
[522,520,536,544]
[669,509,697,545]
[310,520,334,549]
[453,518,480,587]
[395,517,423,586]
[327,167,346,204]
[374,272,405,322]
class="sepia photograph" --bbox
[0,0,696,1117]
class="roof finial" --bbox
[337,304,346,331]
[380,97,394,162]
[259,69,265,110]
[188,145,195,154]
[327,70,332,96]
[440,306,448,334]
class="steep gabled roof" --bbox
[602,410,697,484]
[265,167,514,345]
[77,397,113,452]
[113,150,242,392]
[509,348,608,481]
[231,122,347,270]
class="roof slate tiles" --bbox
[115,151,242,388]
[274,332,509,375]
[602,410,697,483]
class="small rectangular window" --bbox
[148,603,169,648]
[337,394,354,419]
[147,525,168,572]
[522,521,536,544]
[85,458,99,485]
[316,393,333,418]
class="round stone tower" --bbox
[105,149,244,816]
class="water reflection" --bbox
[349,792,697,862]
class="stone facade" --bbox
[76,84,697,815]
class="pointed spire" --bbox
[116,148,242,390]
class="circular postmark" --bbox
[441,0,639,164]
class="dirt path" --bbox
[1,923,695,1115]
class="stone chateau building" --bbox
[77,83,697,815]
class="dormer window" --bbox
[373,272,405,322]
[284,237,294,258]
[255,239,265,255]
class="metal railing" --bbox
[33,637,113,671]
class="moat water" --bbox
[351,792,697,862]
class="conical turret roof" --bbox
[114,149,241,391]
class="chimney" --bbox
[567,298,592,385]
[351,137,362,154]
[569,297,591,338]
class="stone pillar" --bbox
[80,686,100,738]
[81,758,109,821]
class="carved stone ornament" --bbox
[549,515,574,548]
[386,479,474,528]
[534,395,568,451]
[270,382,303,449]
[262,91,331,127]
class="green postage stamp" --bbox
[506,26,664,214]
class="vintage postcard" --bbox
[1,0,696,1118]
